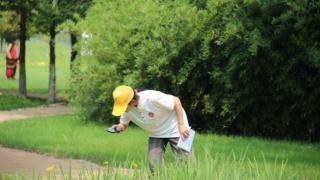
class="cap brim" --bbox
[112,103,128,116]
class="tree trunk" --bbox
[70,32,78,69]
[48,23,56,102]
[0,36,3,53]
[19,7,27,97]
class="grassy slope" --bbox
[0,115,319,179]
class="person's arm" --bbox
[6,43,12,59]
[174,96,189,139]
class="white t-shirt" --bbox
[120,90,190,138]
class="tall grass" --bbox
[0,152,300,180]
[0,115,319,179]
[154,152,289,180]
[0,153,291,180]
[0,34,70,96]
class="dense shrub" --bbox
[185,0,320,141]
[71,0,320,141]
[70,0,200,122]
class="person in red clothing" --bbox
[5,39,19,80]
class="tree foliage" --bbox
[0,11,19,42]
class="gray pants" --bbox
[148,137,191,172]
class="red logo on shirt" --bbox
[148,112,155,118]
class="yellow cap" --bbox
[112,85,134,116]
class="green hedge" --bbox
[70,0,320,141]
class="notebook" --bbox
[177,129,195,152]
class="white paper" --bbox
[177,129,195,152]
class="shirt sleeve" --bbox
[152,92,175,111]
[120,113,131,124]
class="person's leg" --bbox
[12,66,16,79]
[6,67,10,79]
[168,137,192,161]
[148,137,168,173]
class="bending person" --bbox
[111,85,193,173]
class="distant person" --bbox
[111,85,193,173]
[5,39,19,80]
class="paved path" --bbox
[0,101,123,178]
[0,146,105,178]
[0,103,71,122]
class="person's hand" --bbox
[112,123,126,131]
[179,125,189,140]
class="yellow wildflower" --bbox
[131,162,139,169]
[46,165,56,172]
[103,161,109,166]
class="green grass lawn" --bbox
[0,114,319,179]
[0,95,48,110]
[0,34,70,96]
